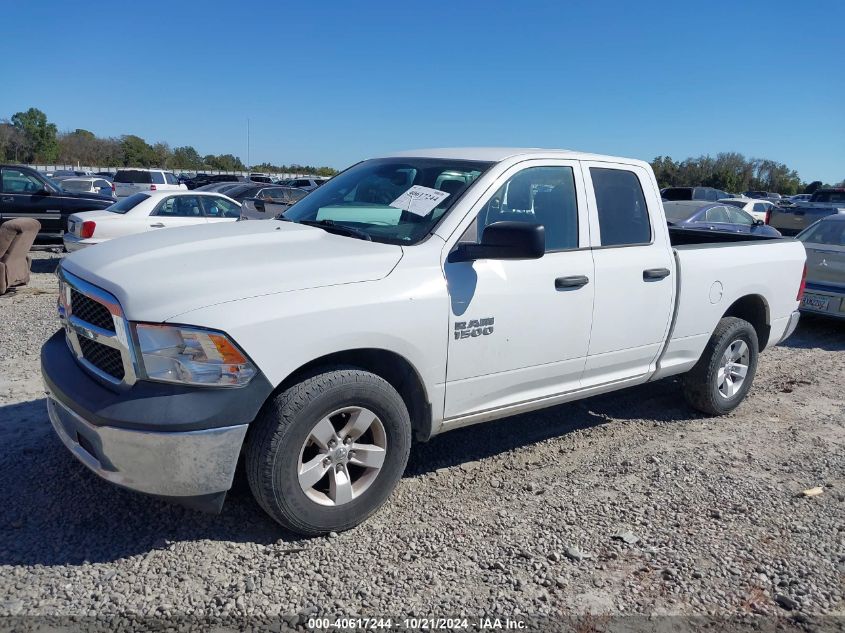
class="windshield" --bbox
[283,158,492,244]
[108,193,149,214]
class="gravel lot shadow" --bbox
[779,315,844,352]
[407,377,695,477]
[29,256,63,275]
[0,398,288,567]
[0,379,694,567]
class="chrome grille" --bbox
[78,337,126,380]
[59,269,137,387]
[69,289,115,332]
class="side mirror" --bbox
[449,221,545,263]
[753,219,764,226]
[38,187,52,196]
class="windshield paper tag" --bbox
[390,185,450,216]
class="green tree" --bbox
[204,153,246,171]
[172,146,203,169]
[152,142,173,167]
[120,135,156,166]
[11,107,58,162]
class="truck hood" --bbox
[61,220,403,321]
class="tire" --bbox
[245,367,411,536]
[682,317,759,416]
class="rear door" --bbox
[148,194,208,230]
[581,162,675,385]
[0,167,64,235]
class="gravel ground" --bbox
[0,250,843,630]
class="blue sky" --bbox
[3,1,843,182]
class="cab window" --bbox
[590,168,651,246]
[460,166,579,252]
[1,169,44,193]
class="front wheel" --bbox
[682,317,759,415]
[245,368,411,536]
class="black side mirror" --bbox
[449,221,545,263]
[38,187,52,196]
[753,219,764,226]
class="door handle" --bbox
[643,268,671,281]
[1,196,13,203]
[555,275,589,289]
[149,222,165,228]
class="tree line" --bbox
[0,107,338,175]
[651,153,841,195]
[2,108,838,186]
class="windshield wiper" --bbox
[297,219,372,241]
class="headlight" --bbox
[134,324,256,387]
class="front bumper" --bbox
[41,330,273,510]
[47,391,247,499]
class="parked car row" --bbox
[181,173,328,190]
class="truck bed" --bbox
[652,233,805,380]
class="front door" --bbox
[443,161,595,420]
[0,167,63,234]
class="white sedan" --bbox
[63,190,241,251]
[718,197,777,223]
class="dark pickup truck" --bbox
[768,188,845,236]
[0,165,115,240]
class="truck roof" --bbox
[382,147,651,168]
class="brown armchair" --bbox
[0,218,40,295]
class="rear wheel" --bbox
[682,317,759,415]
[246,368,411,536]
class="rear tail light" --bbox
[80,221,96,239]
[796,263,807,301]
[765,208,772,224]
[111,183,115,193]
[150,184,157,191]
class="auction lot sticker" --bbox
[390,185,450,216]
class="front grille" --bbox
[78,337,125,380]
[70,289,115,332]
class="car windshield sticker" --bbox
[390,185,450,217]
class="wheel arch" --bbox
[722,294,770,349]
[267,348,433,442]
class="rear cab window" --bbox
[150,172,165,185]
[590,168,652,246]
[114,170,152,184]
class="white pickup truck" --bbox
[42,148,806,535]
